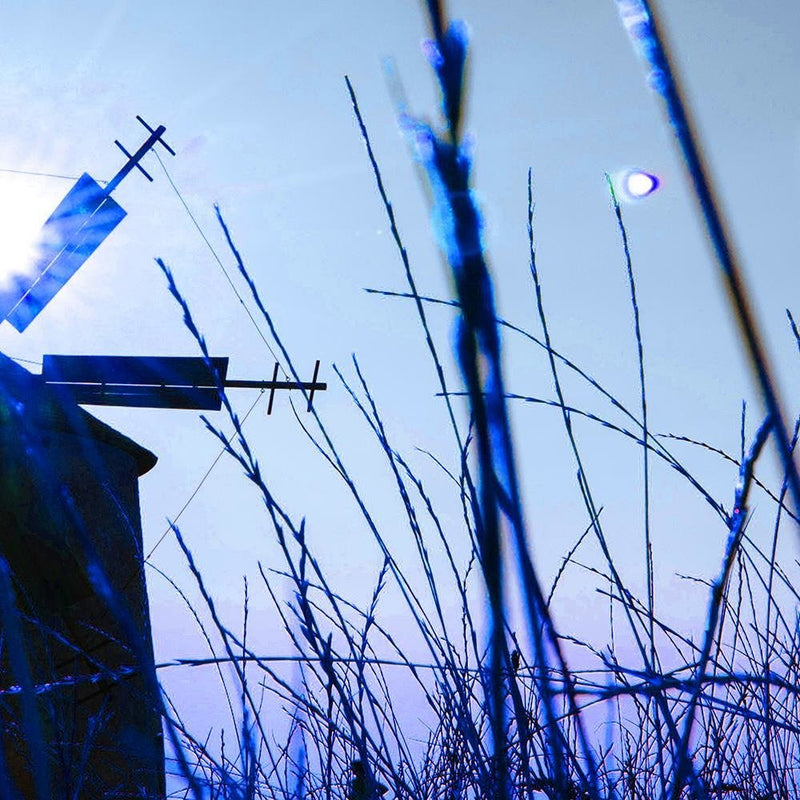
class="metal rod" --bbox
[113,140,153,182]
[266,361,280,415]
[222,379,327,391]
[307,359,321,411]
[136,115,176,156]
[104,125,168,195]
[44,379,327,391]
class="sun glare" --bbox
[0,175,62,293]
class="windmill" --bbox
[0,118,324,799]
[0,114,326,412]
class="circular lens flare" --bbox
[621,169,660,200]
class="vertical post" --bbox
[307,360,321,412]
[266,361,280,415]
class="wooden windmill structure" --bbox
[0,118,325,798]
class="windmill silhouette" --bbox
[0,117,325,798]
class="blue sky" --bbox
[0,0,798,770]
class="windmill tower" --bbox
[0,352,164,798]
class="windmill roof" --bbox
[0,352,157,476]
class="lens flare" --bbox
[620,169,660,200]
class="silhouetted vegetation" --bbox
[4,2,800,799]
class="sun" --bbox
[0,173,63,294]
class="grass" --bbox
[155,185,800,797]
[152,3,800,795]
[3,2,800,799]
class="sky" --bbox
[0,0,798,781]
